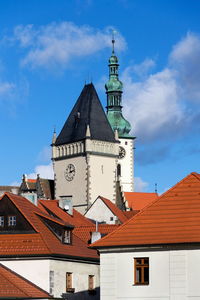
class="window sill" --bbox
[66,288,75,293]
[133,283,149,286]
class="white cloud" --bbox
[37,146,51,162]
[170,32,200,102]
[134,177,149,192]
[123,58,155,79]
[0,81,16,98]
[121,32,200,142]
[12,22,126,69]
[122,67,185,141]
[27,163,54,179]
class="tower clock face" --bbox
[119,146,126,159]
[64,164,76,181]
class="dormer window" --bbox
[63,229,71,244]
[0,216,4,227]
[8,216,16,226]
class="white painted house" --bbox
[84,196,129,224]
[0,193,100,299]
[92,172,200,300]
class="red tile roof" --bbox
[92,173,200,248]
[38,200,93,226]
[122,210,139,219]
[74,224,120,243]
[0,263,51,298]
[27,179,37,183]
[98,196,128,223]
[0,193,98,260]
[124,192,158,210]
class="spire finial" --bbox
[52,126,57,144]
[112,30,116,54]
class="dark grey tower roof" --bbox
[55,83,116,146]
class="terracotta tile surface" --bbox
[38,199,93,226]
[74,224,120,243]
[99,196,128,223]
[122,210,139,219]
[38,200,119,244]
[0,263,51,298]
[92,173,200,248]
[27,179,37,183]
[0,193,98,260]
[124,192,158,210]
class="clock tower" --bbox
[105,38,135,192]
[52,83,119,213]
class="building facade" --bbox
[52,83,119,213]
[92,172,200,300]
[52,41,134,213]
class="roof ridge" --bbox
[91,172,200,248]
[191,172,200,181]
[100,196,128,222]
[0,264,30,297]
[0,263,52,297]
[91,174,195,247]
[35,211,73,227]
[4,193,40,233]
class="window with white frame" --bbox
[0,216,4,227]
[63,230,71,244]
[8,216,16,226]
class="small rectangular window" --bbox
[134,257,149,285]
[8,216,16,226]
[88,275,94,290]
[49,270,54,295]
[63,230,71,244]
[0,216,4,227]
[66,272,74,293]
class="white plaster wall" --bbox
[54,156,87,209]
[100,248,200,300]
[169,250,187,300]
[2,258,100,298]
[89,155,116,204]
[50,260,100,297]
[188,249,200,298]
[1,260,50,292]
[85,197,117,224]
[118,138,134,192]
[100,252,116,300]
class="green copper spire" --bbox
[105,36,132,138]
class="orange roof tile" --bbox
[122,210,139,219]
[0,193,98,260]
[27,179,37,183]
[98,196,128,223]
[124,192,158,210]
[92,172,200,248]
[74,224,120,243]
[0,263,51,298]
[38,199,93,226]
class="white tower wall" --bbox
[118,138,134,192]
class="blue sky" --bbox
[0,0,200,194]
